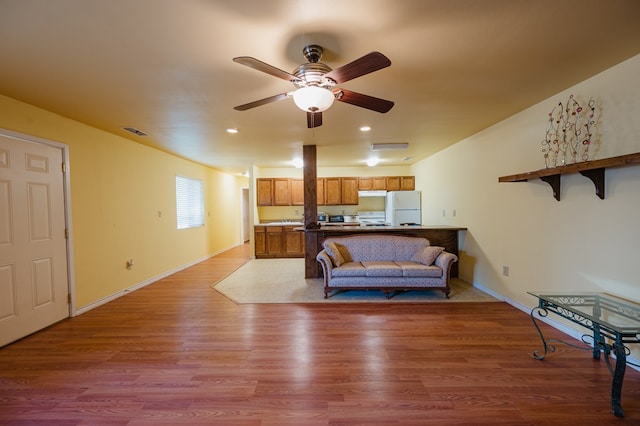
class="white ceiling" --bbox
[2,0,640,174]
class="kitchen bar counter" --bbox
[302,225,467,278]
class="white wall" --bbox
[412,54,640,355]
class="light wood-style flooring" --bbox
[1,243,639,425]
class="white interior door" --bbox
[0,134,69,347]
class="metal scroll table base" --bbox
[529,293,640,418]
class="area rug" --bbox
[213,258,499,304]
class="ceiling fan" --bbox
[233,45,394,128]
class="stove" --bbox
[357,211,387,226]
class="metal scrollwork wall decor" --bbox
[542,94,598,168]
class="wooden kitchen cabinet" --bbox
[400,176,415,190]
[256,178,273,206]
[266,226,284,254]
[317,178,325,205]
[358,177,373,190]
[385,176,401,191]
[372,176,387,190]
[254,226,266,255]
[284,226,304,256]
[358,176,387,190]
[324,177,358,205]
[341,177,359,205]
[254,226,304,258]
[324,177,342,205]
[273,178,291,206]
[291,179,304,205]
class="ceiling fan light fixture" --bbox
[293,86,335,112]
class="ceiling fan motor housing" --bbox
[293,62,334,88]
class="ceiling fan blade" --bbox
[334,89,394,113]
[234,92,291,111]
[307,111,322,128]
[324,52,391,84]
[233,56,301,83]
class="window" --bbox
[176,175,204,229]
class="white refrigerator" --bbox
[385,191,422,226]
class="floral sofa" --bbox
[316,234,458,299]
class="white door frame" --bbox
[0,128,76,316]
[241,187,250,243]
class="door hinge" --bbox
[62,162,66,173]
[65,228,69,239]
[68,293,72,304]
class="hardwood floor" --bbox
[1,243,639,425]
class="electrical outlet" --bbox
[502,265,509,277]
[126,259,135,270]
[442,209,446,216]
[453,209,457,217]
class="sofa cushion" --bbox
[331,262,366,277]
[361,261,403,277]
[395,261,443,277]
[410,246,444,265]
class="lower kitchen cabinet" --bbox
[254,227,266,255]
[284,226,304,256]
[254,225,304,258]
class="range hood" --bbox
[358,190,387,197]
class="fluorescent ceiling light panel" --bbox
[371,143,409,151]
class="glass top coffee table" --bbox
[528,292,640,417]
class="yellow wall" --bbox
[411,54,640,357]
[0,95,247,310]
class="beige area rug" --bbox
[213,258,499,304]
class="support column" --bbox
[303,145,319,278]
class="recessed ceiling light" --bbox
[402,156,413,161]
[292,159,304,168]
[226,128,238,134]
[360,126,371,132]
[366,158,379,167]
[371,143,409,151]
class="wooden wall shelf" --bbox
[498,152,640,201]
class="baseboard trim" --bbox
[471,281,505,301]
[74,245,238,316]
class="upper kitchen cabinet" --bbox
[273,178,291,206]
[385,176,401,191]
[256,178,273,206]
[358,176,387,190]
[341,177,359,205]
[324,177,358,205]
[324,177,342,205]
[317,178,325,206]
[291,179,304,206]
[385,176,415,191]
[400,176,415,190]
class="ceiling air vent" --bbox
[371,143,408,151]
[121,127,148,136]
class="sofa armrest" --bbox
[316,250,334,281]
[434,251,458,277]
